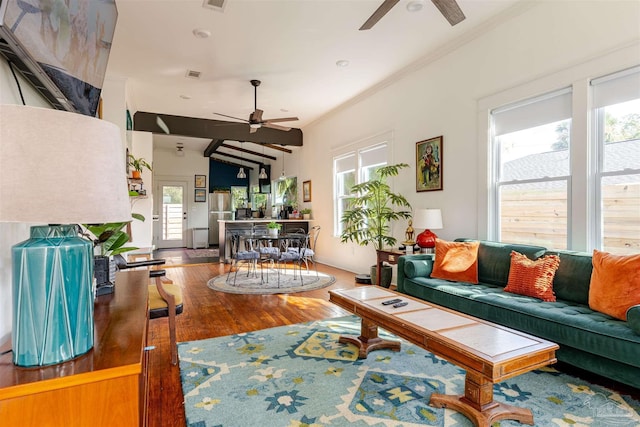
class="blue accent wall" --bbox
[209,159,249,192]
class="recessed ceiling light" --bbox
[179,94,191,100]
[192,28,211,39]
[336,59,349,68]
[280,108,289,113]
[406,0,426,12]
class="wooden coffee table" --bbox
[328,287,559,427]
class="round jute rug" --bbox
[207,269,336,294]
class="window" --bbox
[592,67,640,255]
[491,89,572,249]
[334,154,356,236]
[333,143,388,235]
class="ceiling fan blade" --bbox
[264,122,291,132]
[359,0,399,30]
[263,116,299,124]
[213,112,249,123]
[431,0,465,26]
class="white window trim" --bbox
[476,43,639,251]
[331,131,394,237]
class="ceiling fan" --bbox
[214,80,299,134]
[360,0,465,30]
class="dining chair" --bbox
[226,233,260,285]
[113,254,183,365]
[275,232,307,284]
[287,225,320,277]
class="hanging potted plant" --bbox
[127,154,152,179]
[340,163,412,287]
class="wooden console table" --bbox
[0,270,150,427]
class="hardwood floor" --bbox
[146,260,639,426]
[146,261,358,427]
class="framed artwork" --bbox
[303,180,312,202]
[195,174,206,188]
[195,189,206,202]
[416,136,443,192]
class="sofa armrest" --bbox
[397,254,434,293]
[627,305,640,335]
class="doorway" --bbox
[155,181,187,248]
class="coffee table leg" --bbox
[338,318,401,359]
[430,371,534,426]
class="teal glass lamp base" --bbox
[12,225,95,367]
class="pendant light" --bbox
[258,144,268,179]
[279,153,286,181]
[237,142,246,179]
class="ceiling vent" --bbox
[185,70,202,79]
[202,0,226,12]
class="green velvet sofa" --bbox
[396,240,640,389]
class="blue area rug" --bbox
[178,316,640,426]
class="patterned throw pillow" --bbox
[589,250,640,321]
[430,239,479,284]
[504,251,560,302]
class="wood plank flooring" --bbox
[146,260,639,426]
[146,261,358,427]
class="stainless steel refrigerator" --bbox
[209,192,233,246]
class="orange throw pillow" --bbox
[430,239,479,284]
[589,250,640,321]
[504,251,560,302]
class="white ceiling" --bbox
[106,0,521,156]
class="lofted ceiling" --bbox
[106,0,521,162]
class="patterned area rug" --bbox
[186,248,220,258]
[179,316,640,426]
[208,270,335,294]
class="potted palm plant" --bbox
[340,163,412,287]
[128,154,152,179]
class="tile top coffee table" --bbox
[328,287,559,427]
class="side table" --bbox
[375,249,406,287]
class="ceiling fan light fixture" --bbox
[249,123,261,129]
[406,0,425,12]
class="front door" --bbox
[155,181,187,248]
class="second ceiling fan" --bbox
[360,0,465,30]
[214,80,299,134]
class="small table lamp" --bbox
[0,105,131,367]
[413,208,443,251]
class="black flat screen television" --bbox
[0,0,117,117]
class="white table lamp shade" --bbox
[0,104,131,224]
[412,208,443,230]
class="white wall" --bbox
[303,0,640,274]
[130,131,154,248]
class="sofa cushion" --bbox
[456,240,547,287]
[431,239,479,283]
[400,277,640,369]
[545,250,592,305]
[589,250,640,321]
[504,251,560,302]
[404,258,433,279]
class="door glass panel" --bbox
[162,185,183,241]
